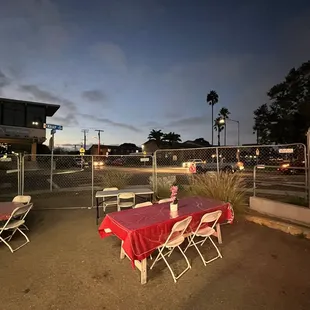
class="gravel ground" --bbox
[0,200,310,310]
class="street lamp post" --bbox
[219,118,240,146]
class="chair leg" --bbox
[0,228,30,253]
[193,236,222,266]
[0,236,15,253]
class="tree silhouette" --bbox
[219,107,231,145]
[206,90,219,146]
[148,129,164,146]
[162,132,182,145]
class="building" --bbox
[88,143,141,156]
[0,97,60,159]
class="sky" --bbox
[0,0,310,148]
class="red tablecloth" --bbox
[99,197,233,262]
[0,202,23,221]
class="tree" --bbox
[206,90,219,146]
[148,129,164,146]
[162,132,182,145]
[214,116,225,146]
[253,60,310,144]
[219,107,231,146]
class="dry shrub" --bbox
[102,170,132,189]
[188,172,247,213]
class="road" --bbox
[0,165,306,196]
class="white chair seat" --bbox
[1,220,25,230]
[166,235,185,247]
[196,226,215,237]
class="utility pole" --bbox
[95,129,104,155]
[81,129,89,150]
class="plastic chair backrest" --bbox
[134,202,153,209]
[118,192,135,200]
[12,195,31,204]
[171,216,192,233]
[158,198,172,204]
[200,210,222,225]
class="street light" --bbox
[219,118,240,146]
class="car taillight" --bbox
[237,162,243,167]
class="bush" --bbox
[102,170,132,189]
[187,172,247,213]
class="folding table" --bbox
[95,187,154,224]
[98,197,234,284]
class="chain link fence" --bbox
[2,143,307,209]
[154,143,307,204]
[20,154,154,209]
[0,154,20,200]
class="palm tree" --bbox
[163,132,182,145]
[214,116,225,146]
[148,129,164,147]
[219,107,231,145]
[206,90,219,146]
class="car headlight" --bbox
[94,162,98,165]
[281,163,290,168]
[99,162,104,166]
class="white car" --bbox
[182,159,204,168]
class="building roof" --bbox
[0,97,60,117]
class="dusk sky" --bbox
[0,0,310,148]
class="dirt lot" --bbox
[0,201,310,310]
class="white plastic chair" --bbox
[158,198,172,204]
[150,216,192,283]
[102,187,119,213]
[12,195,32,230]
[0,203,33,253]
[117,192,135,211]
[12,195,31,204]
[134,201,153,209]
[184,210,222,266]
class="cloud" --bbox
[19,84,78,126]
[79,113,141,133]
[90,42,127,73]
[0,70,10,91]
[82,89,107,102]
[167,115,208,129]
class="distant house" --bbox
[88,143,141,156]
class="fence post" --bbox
[216,147,219,173]
[21,154,25,195]
[91,155,94,208]
[153,152,157,195]
[307,130,310,207]
[253,166,256,196]
[17,154,20,195]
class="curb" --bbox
[245,215,310,239]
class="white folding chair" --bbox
[184,210,222,266]
[12,196,32,230]
[102,187,119,213]
[0,203,33,253]
[12,195,31,204]
[117,192,135,211]
[134,201,153,209]
[158,198,172,204]
[150,216,192,283]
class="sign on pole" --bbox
[44,123,63,130]
[80,147,85,156]
[279,148,294,154]
[140,157,149,162]
[49,136,54,149]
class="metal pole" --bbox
[21,154,24,195]
[237,121,240,146]
[307,130,310,207]
[224,120,227,146]
[253,166,256,196]
[91,155,94,208]
[98,131,100,155]
[50,133,54,192]
[17,154,20,195]
[216,147,219,173]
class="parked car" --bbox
[196,158,244,173]
[277,160,305,174]
[182,159,205,168]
